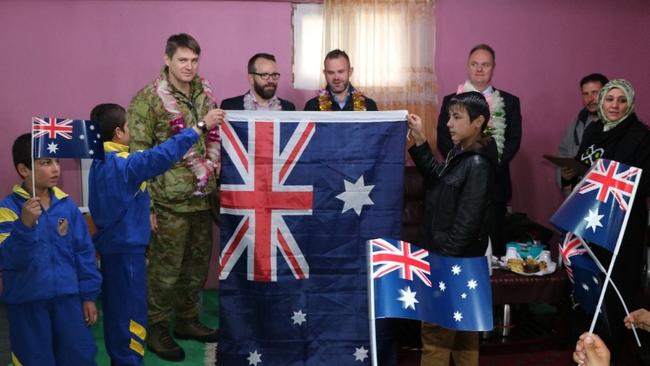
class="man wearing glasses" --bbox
[221,53,296,111]
[304,49,377,112]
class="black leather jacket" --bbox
[409,138,498,257]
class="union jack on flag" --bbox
[551,159,642,252]
[218,119,315,282]
[559,232,587,282]
[32,116,74,139]
[578,159,639,211]
[371,238,431,287]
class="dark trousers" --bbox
[102,253,147,366]
[7,295,96,365]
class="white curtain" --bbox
[322,0,437,143]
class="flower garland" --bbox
[156,76,221,196]
[457,81,506,161]
[318,88,367,111]
[243,91,282,111]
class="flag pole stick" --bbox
[581,239,641,346]
[367,240,378,366]
[30,121,36,198]
[588,165,642,343]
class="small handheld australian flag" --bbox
[32,116,103,160]
[550,159,641,253]
[369,238,493,332]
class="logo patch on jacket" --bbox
[57,218,69,236]
[580,145,604,166]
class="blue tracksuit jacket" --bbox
[0,185,101,304]
[88,127,200,254]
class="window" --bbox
[292,3,410,90]
[292,4,324,90]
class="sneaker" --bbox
[174,318,219,343]
[146,323,185,362]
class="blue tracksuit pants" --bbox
[7,295,97,365]
[101,253,147,366]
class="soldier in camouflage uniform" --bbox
[127,33,222,362]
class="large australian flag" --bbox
[217,111,407,365]
[370,238,493,332]
[550,159,642,252]
[32,116,103,159]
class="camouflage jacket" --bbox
[128,68,218,212]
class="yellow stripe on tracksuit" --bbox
[11,352,23,366]
[129,319,146,356]
[0,207,18,245]
[129,319,146,341]
[129,339,145,356]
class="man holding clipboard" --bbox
[554,73,609,196]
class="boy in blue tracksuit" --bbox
[88,103,222,365]
[0,133,102,366]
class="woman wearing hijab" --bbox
[573,79,650,364]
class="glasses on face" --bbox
[250,72,281,81]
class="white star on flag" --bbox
[438,281,446,292]
[89,125,95,130]
[592,276,599,285]
[583,208,604,232]
[47,142,58,154]
[398,286,419,310]
[291,310,307,326]
[247,350,262,365]
[451,265,462,275]
[336,176,374,215]
[353,346,369,362]
[453,311,463,322]
[582,283,590,291]
[461,293,467,299]
[467,279,478,290]
[89,149,94,155]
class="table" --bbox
[490,268,569,337]
[491,268,569,305]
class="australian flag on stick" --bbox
[551,159,642,254]
[369,238,493,332]
[32,116,103,159]
[559,233,606,315]
[217,111,407,366]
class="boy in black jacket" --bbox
[408,91,497,366]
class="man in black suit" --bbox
[221,53,296,111]
[304,49,377,111]
[437,44,522,255]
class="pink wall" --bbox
[0,0,313,201]
[1,0,649,241]
[436,0,650,228]
[0,0,314,288]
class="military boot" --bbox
[174,318,218,343]
[146,322,185,362]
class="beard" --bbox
[254,81,277,100]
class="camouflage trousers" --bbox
[147,205,213,326]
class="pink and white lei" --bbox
[457,81,506,161]
[243,91,282,111]
[156,76,221,196]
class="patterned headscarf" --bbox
[598,79,635,129]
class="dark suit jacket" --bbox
[436,89,522,203]
[303,91,378,111]
[220,94,296,111]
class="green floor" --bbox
[93,290,219,366]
